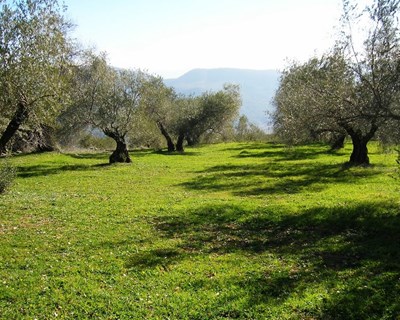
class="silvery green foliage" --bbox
[273,0,400,163]
[175,84,241,145]
[0,0,75,130]
[72,54,149,140]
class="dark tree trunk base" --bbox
[167,142,175,152]
[0,102,29,154]
[103,129,131,164]
[157,121,175,152]
[343,122,377,166]
[109,148,131,164]
[176,133,185,152]
[108,140,131,164]
[349,138,369,165]
[11,124,57,153]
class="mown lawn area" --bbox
[0,142,399,319]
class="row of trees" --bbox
[0,0,244,163]
[62,53,241,162]
[273,0,400,165]
[7,0,395,168]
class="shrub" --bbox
[0,161,16,194]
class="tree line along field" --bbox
[0,142,399,319]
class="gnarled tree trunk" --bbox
[349,136,369,165]
[0,101,29,154]
[11,124,56,153]
[36,124,57,152]
[176,132,185,152]
[104,129,131,164]
[109,140,131,164]
[157,121,175,152]
[343,123,378,166]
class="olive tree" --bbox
[273,54,352,146]
[142,83,241,152]
[72,54,147,163]
[235,115,269,142]
[140,76,178,152]
[273,0,400,165]
[175,84,241,151]
[0,0,74,154]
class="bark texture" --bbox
[104,129,131,164]
[0,102,29,154]
[343,123,378,166]
[176,133,185,152]
[349,136,370,165]
[157,121,175,152]
[109,140,131,164]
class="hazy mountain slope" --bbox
[164,68,280,129]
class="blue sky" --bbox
[64,0,343,78]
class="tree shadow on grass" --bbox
[67,152,110,160]
[125,248,182,270]
[227,143,346,162]
[16,148,169,179]
[154,150,201,156]
[68,149,154,159]
[237,149,346,163]
[16,163,109,178]
[222,142,285,152]
[15,149,157,179]
[180,161,380,196]
[150,202,400,318]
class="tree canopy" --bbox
[0,0,74,154]
[172,84,241,151]
[273,0,400,165]
[141,83,241,152]
[69,53,155,163]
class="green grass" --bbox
[0,142,399,319]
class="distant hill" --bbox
[164,68,280,130]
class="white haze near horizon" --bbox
[64,0,350,79]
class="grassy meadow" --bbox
[0,142,399,319]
